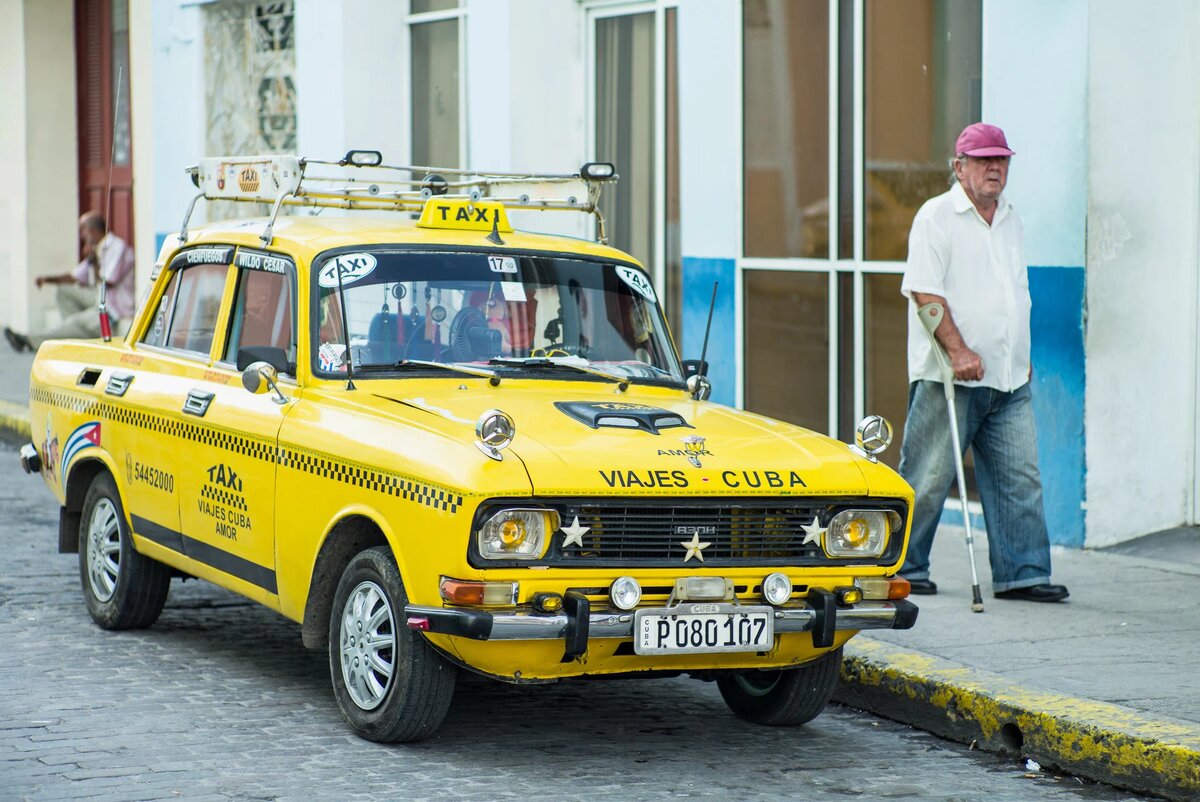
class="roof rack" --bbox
[179,150,618,248]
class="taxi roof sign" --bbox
[197,155,302,201]
[418,199,514,233]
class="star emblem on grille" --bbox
[680,532,711,563]
[560,516,590,549]
[801,515,826,547]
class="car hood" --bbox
[366,382,885,499]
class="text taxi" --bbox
[20,152,917,742]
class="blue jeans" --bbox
[898,380,1053,592]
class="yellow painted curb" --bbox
[835,638,1200,801]
[0,399,30,440]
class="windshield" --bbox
[311,249,684,385]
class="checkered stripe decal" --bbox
[201,483,247,511]
[31,382,461,515]
[281,448,462,513]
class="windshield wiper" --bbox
[358,359,501,385]
[489,356,628,391]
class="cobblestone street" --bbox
[0,446,1149,801]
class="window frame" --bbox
[137,250,236,364]
[737,0,982,442]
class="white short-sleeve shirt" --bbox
[71,233,136,319]
[901,180,1030,392]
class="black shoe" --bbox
[4,327,31,353]
[994,584,1069,603]
[907,579,938,595]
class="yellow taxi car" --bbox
[20,152,917,742]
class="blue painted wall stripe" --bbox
[1027,265,1086,547]
[681,257,737,408]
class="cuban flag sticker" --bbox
[61,421,102,482]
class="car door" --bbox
[171,247,299,606]
[121,246,235,562]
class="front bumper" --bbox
[406,590,918,658]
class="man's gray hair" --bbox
[947,155,966,186]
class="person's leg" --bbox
[27,309,103,348]
[970,384,1053,592]
[898,380,967,582]
[55,284,95,317]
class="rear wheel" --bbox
[717,647,843,726]
[79,472,171,629]
[329,546,456,742]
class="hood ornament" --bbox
[682,435,707,468]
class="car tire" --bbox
[329,546,456,743]
[717,647,843,726]
[79,471,171,630]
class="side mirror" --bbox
[241,360,289,405]
[682,359,711,400]
[237,345,291,374]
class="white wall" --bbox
[504,0,587,239]
[0,0,30,332]
[677,0,740,261]
[983,0,1087,268]
[149,1,202,245]
[1085,0,1200,545]
[2,0,79,333]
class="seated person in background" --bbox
[5,212,135,352]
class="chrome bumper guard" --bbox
[406,591,918,657]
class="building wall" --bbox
[1085,0,1200,545]
[0,0,79,334]
[677,0,739,406]
[984,0,1088,546]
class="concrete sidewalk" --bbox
[2,346,1198,799]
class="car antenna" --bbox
[98,66,123,343]
[699,281,717,378]
[334,263,356,390]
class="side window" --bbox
[224,267,296,371]
[141,270,182,348]
[163,263,229,355]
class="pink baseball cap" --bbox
[955,123,1015,157]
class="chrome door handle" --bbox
[183,389,215,417]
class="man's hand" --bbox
[948,345,985,381]
[912,291,985,382]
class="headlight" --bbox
[825,510,894,558]
[762,572,792,606]
[609,576,642,610]
[477,508,558,560]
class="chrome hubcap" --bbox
[339,580,396,710]
[86,499,121,602]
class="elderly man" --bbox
[5,212,135,352]
[898,122,1068,603]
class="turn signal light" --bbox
[887,577,911,600]
[439,577,518,606]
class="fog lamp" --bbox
[532,592,564,613]
[762,572,792,606]
[835,586,863,605]
[609,576,642,611]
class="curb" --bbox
[0,399,30,442]
[834,638,1200,801]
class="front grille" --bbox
[471,498,906,568]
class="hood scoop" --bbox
[554,401,691,435]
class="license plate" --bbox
[633,604,774,655]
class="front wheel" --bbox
[329,546,456,742]
[79,472,171,629]
[717,647,843,726]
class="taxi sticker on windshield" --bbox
[488,256,518,274]
[500,282,526,302]
[318,253,378,288]
[616,266,657,303]
[318,342,348,371]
